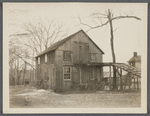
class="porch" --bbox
[72,62,141,91]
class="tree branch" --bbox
[79,14,141,32]
[13,51,35,69]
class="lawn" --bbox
[9,85,141,108]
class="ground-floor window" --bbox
[90,68,96,80]
[63,67,72,80]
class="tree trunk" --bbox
[23,62,26,85]
[108,9,117,90]
[120,68,123,90]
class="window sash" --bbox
[63,67,71,80]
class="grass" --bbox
[9,85,141,108]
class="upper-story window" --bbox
[45,54,47,62]
[90,53,96,62]
[85,45,89,61]
[63,51,71,61]
[38,57,40,64]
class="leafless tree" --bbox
[9,19,67,86]
[79,9,141,90]
[10,19,67,55]
[9,43,33,85]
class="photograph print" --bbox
[3,3,147,113]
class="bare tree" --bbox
[9,43,33,85]
[10,19,67,55]
[9,19,67,86]
[79,9,141,90]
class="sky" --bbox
[4,3,147,64]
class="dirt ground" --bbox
[9,85,141,108]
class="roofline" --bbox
[35,29,105,58]
[80,30,105,54]
[35,30,82,58]
[35,49,55,58]
[128,55,141,62]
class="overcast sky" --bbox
[4,3,147,63]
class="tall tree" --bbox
[9,43,33,85]
[10,19,67,55]
[9,19,67,86]
[79,9,141,90]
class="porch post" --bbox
[137,75,139,90]
[129,73,131,90]
[79,66,82,84]
[120,68,123,90]
[109,65,111,90]
[133,75,135,89]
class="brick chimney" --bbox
[133,52,137,57]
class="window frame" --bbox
[63,51,72,61]
[63,67,72,81]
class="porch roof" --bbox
[87,62,141,77]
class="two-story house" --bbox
[35,30,104,91]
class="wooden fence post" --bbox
[133,75,135,89]
[120,68,123,90]
[137,76,139,90]
[129,73,131,90]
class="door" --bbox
[47,65,55,89]
[82,67,91,84]
[72,67,79,85]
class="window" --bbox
[45,54,47,62]
[63,51,71,61]
[63,67,71,80]
[85,45,89,61]
[90,53,96,62]
[90,68,96,80]
[38,57,40,64]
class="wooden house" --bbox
[128,52,141,89]
[128,52,141,70]
[35,30,104,91]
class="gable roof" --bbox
[128,55,141,63]
[35,30,104,58]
